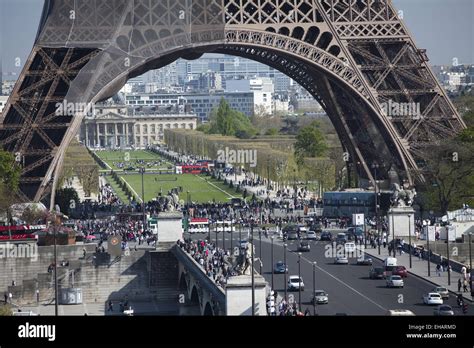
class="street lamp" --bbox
[371,163,380,255]
[298,252,302,313]
[251,222,255,316]
[284,243,288,302]
[271,236,274,291]
[230,214,233,253]
[408,214,412,269]
[391,212,396,257]
[140,167,146,233]
[446,229,451,286]
[426,222,431,276]
[469,233,472,272]
[313,261,317,316]
[259,229,262,274]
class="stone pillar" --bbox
[387,206,416,242]
[225,275,268,316]
[85,123,89,147]
[96,123,100,147]
[157,212,183,245]
[115,123,118,147]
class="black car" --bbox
[320,232,333,241]
[298,241,310,252]
[369,267,385,279]
[274,261,288,274]
[310,223,323,233]
[287,232,299,240]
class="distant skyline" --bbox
[1,0,473,76]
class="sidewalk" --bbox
[362,245,473,302]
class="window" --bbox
[189,124,194,130]
[151,125,156,134]
[143,124,148,134]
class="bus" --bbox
[188,218,210,234]
[0,225,46,241]
[215,220,236,233]
[176,164,210,174]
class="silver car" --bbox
[434,305,454,316]
[312,290,329,304]
[386,275,404,288]
[432,287,449,299]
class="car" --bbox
[287,232,299,240]
[369,267,385,279]
[320,231,333,241]
[335,233,347,245]
[310,223,323,233]
[347,227,364,238]
[273,261,288,274]
[434,305,454,316]
[298,241,311,252]
[288,276,304,291]
[386,309,415,316]
[334,256,349,264]
[423,292,444,305]
[312,290,329,304]
[386,275,404,288]
[432,287,449,299]
[356,255,373,265]
[298,226,308,234]
[306,231,317,240]
[392,266,408,278]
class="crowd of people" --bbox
[177,239,236,288]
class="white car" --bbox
[386,275,404,288]
[334,256,349,264]
[306,231,317,240]
[432,287,449,299]
[312,290,329,304]
[287,276,304,291]
[423,292,444,305]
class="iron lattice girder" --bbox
[0,0,466,202]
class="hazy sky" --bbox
[1,0,473,76]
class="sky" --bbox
[1,0,473,76]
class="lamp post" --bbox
[251,222,255,316]
[230,216,233,254]
[391,212,396,258]
[371,163,380,255]
[426,223,431,276]
[215,221,218,248]
[259,229,262,274]
[469,233,472,273]
[271,236,274,291]
[298,252,302,313]
[284,243,288,302]
[313,261,317,316]
[140,167,146,233]
[408,214,412,269]
[53,214,59,316]
[446,230,451,286]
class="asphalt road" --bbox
[187,229,471,316]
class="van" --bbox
[384,257,397,277]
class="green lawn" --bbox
[121,174,242,203]
[95,150,172,170]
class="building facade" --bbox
[80,105,197,148]
[124,92,254,122]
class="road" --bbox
[187,229,469,316]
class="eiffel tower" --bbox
[0,0,465,204]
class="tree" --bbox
[76,166,99,197]
[20,204,47,224]
[294,121,328,165]
[417,135,474,215]
[208,98,257,139]
[265,128,279,136]
[55,187,80,215]
[0,151,21,235]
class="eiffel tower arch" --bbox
[0,0,465,204]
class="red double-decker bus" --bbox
[0,225,46,241]
[176,162,213,174]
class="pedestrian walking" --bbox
[108,300,113,312]
[436,264,441,277]
[36,289,40,304]
[464,279,469,293]
[458,278,462,292]
[8,292,12,304]
[4,292,7,304]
